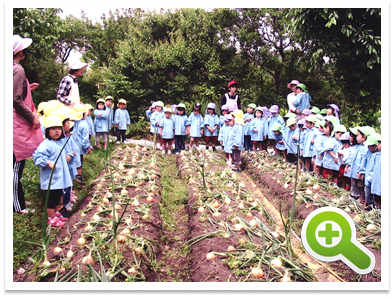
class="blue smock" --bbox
[186,113,204,138]
[243,113,254,136]
[150,111,164,134]
[347,144,367,179]
[94,108,109,133]
[146,110,152,119]
[285,127,300,154]
[359,151,380,187]
[313,134,328,166]
[223,125,234,153]
[33,138,73,190]
[300,127,317,158]
[292,92,312,113]
[160,117,176,139]
[114,108,131,130]
[219,115,225,128]
[173,114,188,136]
[73,119,91,155]
[106,106,114,126]
[231,123,244,151]
[320,137,341,171]
[370,153,381,196]
[267,115,285,139]
[274,132,286,150]
[204,114,219,137]
[64,135,78,179]
[250,117,265,142]
[86,115,95,136]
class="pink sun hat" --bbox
[287,80,299,89]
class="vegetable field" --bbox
[13,144,381,283]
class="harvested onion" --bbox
[77,237,86,246]
[250,267,263,278]
[206,252,216,260]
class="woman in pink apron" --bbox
[13,34,44,213]
[221,80,242,111]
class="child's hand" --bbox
[254,129,258,133]
[98,114,102,117]
[87,148,92,154]
[334,157,338,163]
[47,161,55,169]
[319,155,323,160]
[116,125,118,128]
[311,139,315,144]
[72,151,76,156]
[220,142,223,145]
[66,155,72,163]
[338,152,343,157]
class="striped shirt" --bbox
[57,74,78,106]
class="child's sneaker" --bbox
[333,183,339,189]
[48,217,65,228]
[162,149,166,155]
[116,141,121,145]
[55,211,68,221]
[168,150,172,156]
[171,143,175,150]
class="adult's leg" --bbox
[13,154,26,212]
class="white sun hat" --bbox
[69,58,88,70]
[13,35,32,55]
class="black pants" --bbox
[46,189,64,209]
[175,135,186,153]
[13,153,26,212]
[117,129,126,142]
[244,135,253,152]
[287,153,297,164]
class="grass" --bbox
[13,137,115,271]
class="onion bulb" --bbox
[305,188,312,195]
[227,182,234,190]
[97,183,102,190]
[102,197,109,204]
[238,201,245,209]
[128,267,137,275]
[271,231,280,239]
[245,211,253,218]
[197,206,205,213]
[122,228,131,235]
[271,258,282,268]
[146,195,154,202]
[92,214,100,221]
[234,223,244,231]
[244,250,255,259]
[344,206,351,212]
[250,267,263,278]
[313,193,320,200]
[206,252,216,260]
[224,197,231,205]
[353,215,362,223]
[85,223,93,232]
[230,217,237,224]
[77,237,86,246]
[117,234,126,243]
[212,211,221,217]
[238,238,246,244]
[212,200,220,209]
[227,246,235,252]
[105,191,112,198]
[121,188,129,196]
[250,219,257,228]
[313,184,321,191]
[128,169,136,176]
[82,254,95,265]
[125,217,134,225]
[66,248,74,258]
[239,182,245,188]
[366,224,377,233]
[131,199,140,206]
[53,246,62,254]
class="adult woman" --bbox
[221,80,241,111]
[57,58,88,107]
[13,34,43,213]
[286,79,299,113]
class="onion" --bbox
[128,267,138,275]
[113,178,118,183]
[281,272,291,282]
[277,179,280,184]
[245,211,253,218]
[239,182,245,188]
[353,215,362,223]
[366,224,377,233]
[271,258,283,268]
[305,188,312,195]
[250,267,263,278]
[105,191,112,198]
[82,254,95,265]
[142,147,147,152]
[313,184,321,191]
[146,195,154,202]
[234,223,244,231]
[128,169,136,176]
[97,206,103,212]
[53,246,62,254]
[212,211,221,217]
[125,217,134,225]
[121,188,129,196]
[238,201,245,209]
[223,232,230,238]
[131,199,140,206]
[66,248,74,258]
[135,247,144,256]
[283,183,289,189]
[197,206,205,213]
[344,206,351,212]
[115,203,122,209]
[230,217,237,224]
[250,219,257,228]
[224,197,231,205]
[97,183,102,190]
[85,223,93,232]
[102,197,109,204]
[212,200,220,209]
[271,231,280,239]
[100,178,106,182]
[92,214,100,221]
[77,237,86,246]
[244,250,255,259]
[227,182,234,190]
[206,252,216,260]
[238,238,246,244]
[122,228,131,235]
[117,234,126,243]
[227,246,235,252]
[313,193,320,200]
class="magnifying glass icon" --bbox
[301,207,376,275]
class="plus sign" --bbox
[318,223,340,245]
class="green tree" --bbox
[290,8,381,127]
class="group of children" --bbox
[146,101,381,210]
[34,96,132,228]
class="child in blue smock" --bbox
[285,118,300,164]
[173,103,188,154]
[292,83,312,114]
[371,138,381,209]
[94,99,109,150]
[230,110,244,172]
[300,115,317,172]
[250,107,265,152]
[73,104,92,182]
[337,132,352,191]
[312,120,327,176]
[271,123,287,161]
[219,105,229,128]
[160,107,176,155]
[85,105,95,143]
[204,103,220,151]
[146,102,156,120]
[114,99,131,144]
[320,123,345,188]
[150,101,164,149]
[359,133,380,210]
[105,96,115,127]
[219,114,233,158]
[186,103,204,149]
[33,115,72,228]
[243,103,256,152]
[346,126,375,203]
[267,105,285,150]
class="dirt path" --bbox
[155,155,191,282]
